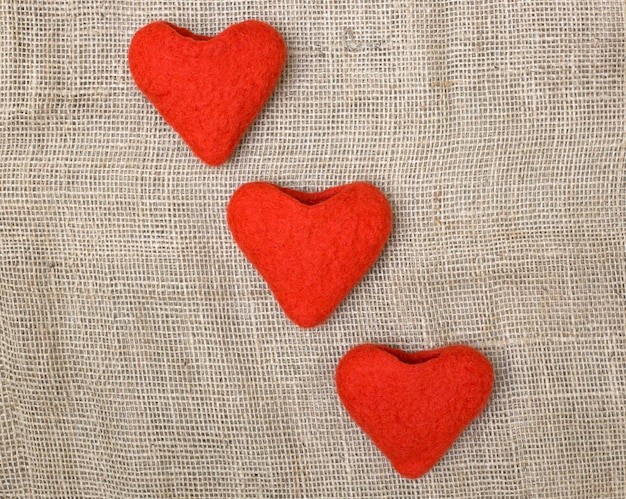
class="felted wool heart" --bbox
[227,182,392,328]
[335,344,494,479]
[128,20,287,166]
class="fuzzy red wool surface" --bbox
[128,20,286,166]
[335,344,494,479]
[227,182,392,328]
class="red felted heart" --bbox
[128,20,286,166]
[227,182,392,328]
[335,344,494,479]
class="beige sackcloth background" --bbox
[1,1,625,497]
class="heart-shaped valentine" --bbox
[227,182,392,328]
[128,20,286,166]
[335,344,494,479]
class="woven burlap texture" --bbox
[1,1,624,497]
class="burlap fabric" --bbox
[1,1,624,497]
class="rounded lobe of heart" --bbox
[128,20,287,166]
[335,344,494,479]
[227,182,393,328]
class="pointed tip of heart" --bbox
[128,20,287,166]
[336,344,494,479]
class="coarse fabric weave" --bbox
[1,1,624,497]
